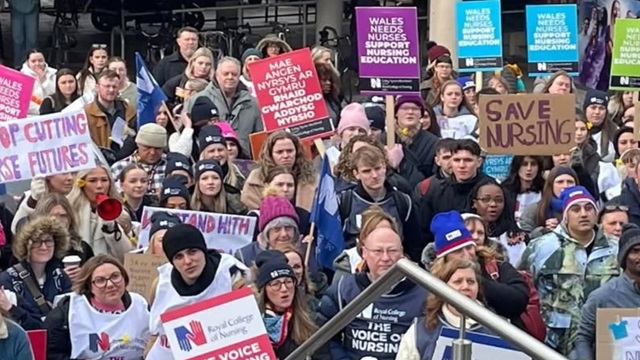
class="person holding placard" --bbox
[144,212,182,256]
[519,186,619,356]
[583,90,617,162]
[11,173,75,236]
[253,250,331,359]
[572,223,640,360]
[433,80,478,140]
[325,103,371,167]
[197,124,246,191]
[40,68,80,115]
[242,131,318,212]
[145,223,247,359]
[190,159,247,215]
[44,254,150,360]
[0,216,72,330]
[20,49,56,116]
[396,258,495,360]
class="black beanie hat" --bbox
[160,176,190,205]
[613,126,634,158]
[583,89,608,112]
[191,97,219,124]
[619,223,640,269]
[365,106,385,131]
[165,152,193,177]
[198,125,226,154]
[162,223,208,262]
[195,159,224,180]
[149,212,182,238]
[256,250,296,290]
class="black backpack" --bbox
[338,189,412,228]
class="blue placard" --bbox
[526,5,579,76]
[456,0,503,73]
[482,155,513,182]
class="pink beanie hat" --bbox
[259,195,299,232]
[215,122,239,142]
[337,103,370,135]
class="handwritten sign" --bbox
[0,109,96,183]
[249,48,333,140]
[433,328,530,360]
[479,94,575,156]
[137,206,255,254]
[161,287,276,360]
[355,6,420,94]
[597,308,640,360]
[123,253,167,302]
[0,65,34,121]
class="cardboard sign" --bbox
[610,19,640,90]
[355,7,420,95]
[123,253,167,302]
[456,0,503,72]
[433,328,530,359]
[27,329,47,360]
[0,109,96,183]
[248,48,333,141]
[249,131,269,160]
[596,308,640,360]
[137,207,255,254]
[482,155,514,181]
[0,65,35,121]
[525,4,579,76]
[479,94,575,155]
[161,287,276,360]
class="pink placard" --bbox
[0,65,35,121]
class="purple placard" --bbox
[356,7,421,95]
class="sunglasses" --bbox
[91,43,108,49]
[604,205,629,212]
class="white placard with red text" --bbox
[160,287,276,360]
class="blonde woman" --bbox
[311,46,333,65]
[67,164,132,261]
[191,159,247,215]
[163,47,214,106]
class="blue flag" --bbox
[311,155,345,270]
[135,53,167,128]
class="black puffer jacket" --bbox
[384,129,439,188]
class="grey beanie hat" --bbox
[618,223,640,269]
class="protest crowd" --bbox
[0,0,639,359]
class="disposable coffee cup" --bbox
[62,255,82,268]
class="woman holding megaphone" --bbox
[67,164,132,262]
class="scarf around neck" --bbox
[264,308,292,347]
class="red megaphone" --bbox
[96,194,123,221]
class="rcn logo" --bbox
[174,320,207,351]
[465,58,474,67]
[621,77,630,85]
[537,62,547,71]
[89,332,110,352]
[370,78,382,89]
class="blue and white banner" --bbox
[456,0,503,72]
[526,5,579,76]
[433,328,531,360]
[482,155,514,182]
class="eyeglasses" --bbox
[91,43,107,49]
[267,278,295,290]
[476,197,505,205]
[30,239,54,249]
[364,247,402,257]
[92,272,124,288]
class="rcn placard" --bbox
[248,48,334,141]
[456,0,503,72]
[355,6,420,95]
[0,109,96,183]
[525,4,579,76]
[610,18,640,91]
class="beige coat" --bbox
[241,169,318,212]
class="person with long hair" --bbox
[520,166,580,239]
[608,91,634,126]
[614,126,638,170]
[419,101,441,137]
[502,156,545,222]
[67,164,132,261]
[21,49,57,116]
[311,46,333,65]
[316,61,342,127]
[76,45,109,96]
[583,89,617,162]
[119,163,155,222]
[261,167,311,235]
[433,80,478,139]
[44,255,150,359]
[162,47,214,107]
[538,70,574,94]
[242,131,318,212]
[197,124,246,190]
[11,172,75,235]
[144,212,182,256]
[253,250,330,359]
[461,213,510,259]
[0,216,72,330]
[487,75,510,94]
[274,244,324,309]
[191,159,247,215]
[39,68,80,115]
[420,53,454,106]
[396,259,493,360]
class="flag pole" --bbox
[304,222,315,268]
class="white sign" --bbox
[0,109,95,183]
[160,287,276,360]
[433,328,531,359]
[138,206,256,254]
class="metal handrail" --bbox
[285,259,567,360]
[110,26,126,58]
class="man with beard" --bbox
[571,223,640,360]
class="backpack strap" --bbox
[392,191,412,222]
[483,259,500,280]
[13,263,52,315]
[337,190,353,225]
